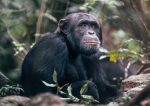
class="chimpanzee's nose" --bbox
[88,31,95,35]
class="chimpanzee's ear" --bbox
[58,19,68,35]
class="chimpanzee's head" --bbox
[57,12,102,55]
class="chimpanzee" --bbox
[21,13,125,102]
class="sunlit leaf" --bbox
[107,102,119,106]
[80,83,88,95]
[59,90,66,95]
[67,85,72,96]
[42,80,56,87]
[109,55,118,63]
[53,70,57,83]
[81,95,99,103]
[60,97,72,102]
[99,55,108,60]
[44,13,57,23]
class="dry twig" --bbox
[35,0,47,42]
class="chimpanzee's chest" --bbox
[64,55,99,83]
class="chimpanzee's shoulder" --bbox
[35,32,66,46]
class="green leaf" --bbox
[44,13,58,23]
[59,91,66,95]
[107,102,119,106]
[81,94,93,99]
[66,85,80,102]
[81,95,99,103]
[80,83,88,95]
[99,55,108,60]
[42,80,56,87]
[53,70,57,83]
[60,98,72,102]
[67,85,73,96]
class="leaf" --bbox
[80,83,88,95]
[60,98,72,102]
[59,91,66,95]
[99,55,108,60]
[107,102,119,106]
[67,85,73,96]
[44,13,57,23]
[81,94,93,99]
[52,70,57,83]
[81,95,99,103]
[109,55,118,63]
[108,51,121,62]
[66,85,80,102]
[42,80,56,87]
[99,47,109,53]
[71,96,80,102]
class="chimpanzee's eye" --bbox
[91,23,98,29]
[91,24,95,29]
[81,23,87,27]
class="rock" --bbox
[121,73,150,92]
[126,85,147,96]
[141,99,150,106]
[0,93,85,106]
[0,96,30,106]
[27,93,85,106]
[26,93,67,106]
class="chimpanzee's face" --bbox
[58,13,102,55]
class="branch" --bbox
[6,27,28,61]
[35,0,47,42]
[130,0,150,37]
[126,84,150,106]
[136,63,150,75]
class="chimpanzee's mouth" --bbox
[83,41,100,45]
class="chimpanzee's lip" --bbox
[83,41,100,45]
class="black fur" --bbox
[21,13,124,102]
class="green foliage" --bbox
[0,0,33,39]
[102,0,124,10]
[0,84,23,96]
[105,102,119,106]
[67,85,72,96]
[52,70,57,83]
[42,81,56,87]
[102,38,146,64]
[79,0,97,12]
[81,95,99,104]
[99,38,147,79]
[80,83,88,95]
[67,85,80,102]
[42,70,80,102]
[13,41,25,55]
[121,92,132,102]
[114,92,132,104]
[42,70,99,104]
[123,38,144,55]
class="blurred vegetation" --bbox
[0,0,150,87]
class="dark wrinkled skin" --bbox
[21,13,125,102]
